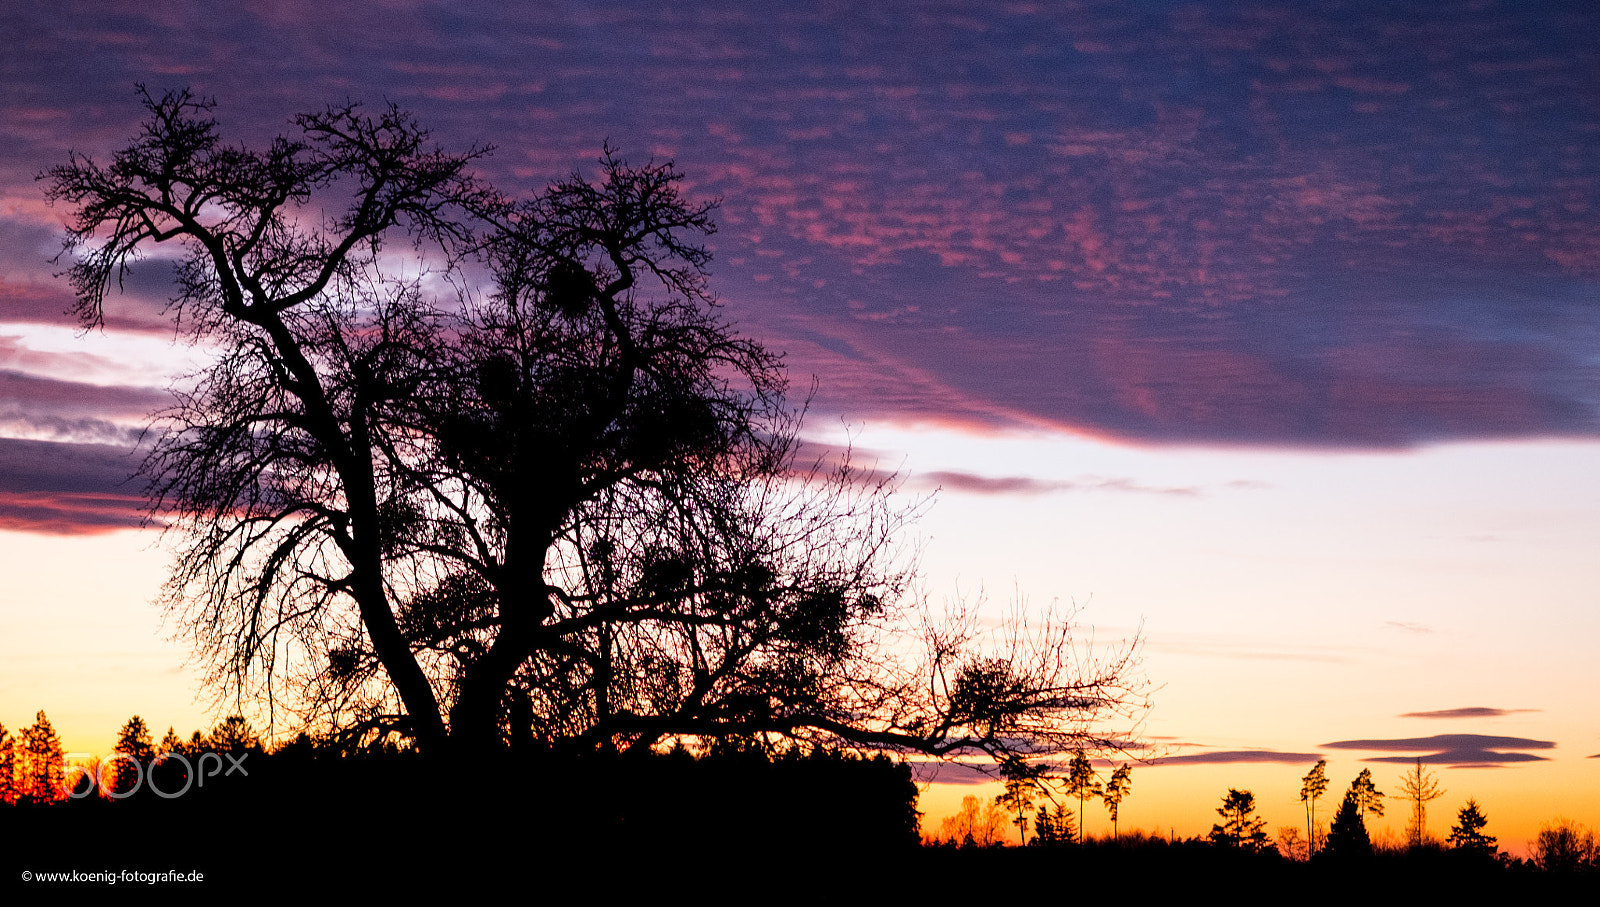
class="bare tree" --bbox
[936,794,1010,848]
[1395,758,1445,848]
[46,88,1146,764]
[46,86,498,753]
[1530,819,1598,873]
[1276,825,1308,861]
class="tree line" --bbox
[924,754,1600,875]
[0,712,65,806]
[929,750,1135,847]
[0,711,263,804]
[1203,763,1597,874]
[0,708,924,877]
[10,707,1598,878]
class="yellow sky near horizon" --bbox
[3,427,1597,857]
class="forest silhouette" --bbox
[3,711,1594,896]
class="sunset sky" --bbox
[2,1,1597,852]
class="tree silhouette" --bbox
[45,86,497,753]
[1350,767,1385,823]
[1030,802,1075,846]
[1446,799,1496,857]
[1064,750,1103,843]
[1530,819,1598,873]
[1300,758,1329,856]
[1395,758,1445,848]
[0,722,15,804]
[1102,763,1133,840]
[1275,825,1308,861]
[47,88,1145,765]
[1209,788,1269,851]
[158,726,188,756]
[1323,789,1372,859]
[937,794,1009,847]
[18,711,65,805]
[995,756,1045,845]
[111,715,155,796]
[149,725,196,794]
[64,755,104,799]
[207,716,263,754]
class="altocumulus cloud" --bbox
[4,2,1600,450]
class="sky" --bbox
[2,0,1598,853]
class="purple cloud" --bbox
[0,438,148,534]
[1399,707,1539,720]
[1148,749,1325,767]
[908,761,998,786]
[1320,733,1554,767]
[914,471,1201,497]
[3,1,1598,449]
[0,369,163,445]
